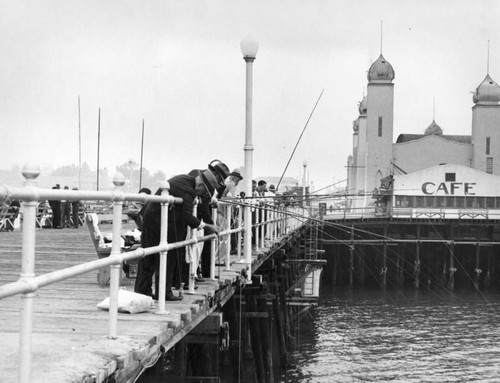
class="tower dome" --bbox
[367,54,395,83]
[473,74,500,105]
[358,96,367,115]
[424,120,443,136]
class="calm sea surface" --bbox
[281,288,500,382]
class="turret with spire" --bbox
[471,40,500,174]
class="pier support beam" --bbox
[447,241,455,291]
[381,225,388,289]
[413,226,421,290]
[474,244,481,290]
[349,226,354,289]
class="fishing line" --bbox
[276,89,324,191]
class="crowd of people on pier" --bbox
[46,184,83,229]
[133,159,291,301]
[0,160,300,302]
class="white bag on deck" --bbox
[96,289,153,314]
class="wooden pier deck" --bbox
[0,225,254,383]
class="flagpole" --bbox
[97,108,101,191]
[78,96,82,189]
[139,119,144,189]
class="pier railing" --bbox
[0,164,307,383]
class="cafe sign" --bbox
[421,182,476,196]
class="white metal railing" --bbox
[0,164,306,383]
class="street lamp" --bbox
[241,35,258,276]
[303,161,308,206]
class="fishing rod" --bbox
[276,89,324,191]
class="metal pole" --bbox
[237,205,243,261]
[226,204,232,270]
[303,162,307,207]
[187,200,199,294]
[108,175,125,339]
[18,164,40,383]
[260,205,265,249]
[157,182,170,313]
[210,207,217,280]
[78,96,82,189]
[96,108,101,191]
[139,119,144,189]
[243,54,255,279]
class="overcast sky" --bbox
[1,0,499,190]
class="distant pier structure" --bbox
[314,44,500,291]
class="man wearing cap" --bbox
[222,168,243,198]
[221,169,244,254]
[134,171,220,301]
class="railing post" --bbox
[260,205,265,248]
[254,204,259,250]
[244,200,252,279]
[19,163,40,383]
[108,174,126,339]
[237,203,243,261]
[157,182,170,314]
[187,199,199,294]
[210,207,217,280]
[226,204,232,271]
[269,208,274,242]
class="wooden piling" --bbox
[474,244,481,290]
[414,226,421,290]
[349,226,354,289]
[248,295,265,383]
[258,297,274,383]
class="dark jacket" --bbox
[187,169,215,225]
[141,174,202,249]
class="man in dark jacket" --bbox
[134,170,220,301]
[188,160,229,277]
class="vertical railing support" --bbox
[254,205,259,250]
[157,182,170,314]
[244,201,252,279]
[19,163,40,383]
[210,207,217,280]
[108,174,126,339]
[187,199,199,294]
[237,204,243,261]
[226,204,232,270]
[260,205,265,248]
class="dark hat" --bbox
[201,169,219,195]
[229,168,243,180]
[208,160,230,185]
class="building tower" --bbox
[365,53,395,192]
[472,73,500,175]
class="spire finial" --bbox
[433,97,436,121]
[380,20,383,54]
[487,40,490,75]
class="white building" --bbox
[347,50,500,211]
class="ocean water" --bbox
[282,288,500,382]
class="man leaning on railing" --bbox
[134,167,222,301]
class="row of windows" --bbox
[395,195,500,209]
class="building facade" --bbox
[347,51,500,211]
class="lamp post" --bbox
[241,35,258,277]
[302,160,307,206]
